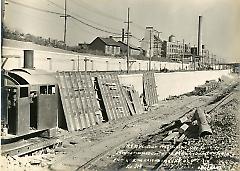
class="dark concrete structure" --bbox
[117,41,140,56]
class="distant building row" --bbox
[79,27,211,64]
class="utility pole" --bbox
[211,53,214,69]
[149,29,152,71]
[207,50,210,69]
[124,8,132,73]
[193,45,196,71]
[2,0,8,20]
[182,39,185,70]
[60,0,70,46]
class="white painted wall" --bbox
[155,70,230,100]
[2,47,189,72]
[119,70,231,101]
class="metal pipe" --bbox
[194,107,212,137]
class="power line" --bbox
[46,0,120,33]
[132,23,145,31]
[8,0,121,36]
[45,0,145,40]
[46,0,64,10]
[70,16,121,35]
[71,0,124,22]
[71,0,146,33]
[8,0,64,15]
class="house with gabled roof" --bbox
[89,36,121,55]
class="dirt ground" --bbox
[1,75,240,171]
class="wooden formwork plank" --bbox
[129,86,144,115]
[151,72,158,104]
[64,72,82,131]
[67,72,83,130]
[89,75,101,123]
[77,72,93,127]
[57,72,74,131]
[96,74,130,121]
[86,74,101,124]
[122,86,136,116]
[143,73,150,106]
[152,73,158,104]
[72,71,87,129]
[114,75,130,118]
[104,75,118,120]
[74,72,90,128]
[82,73,97,125]
[149,73,154,106]
[57,71,102,131]
[61,71,77,131]
[97,75,115,121]
[107,74,122,119]
[143,72,158,107]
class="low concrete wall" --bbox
[119,70,231,101]
[2,46,189,72]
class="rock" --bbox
[54,147,65,153]
[30,159,41,165]
[69,140,78,145]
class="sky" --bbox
[3,0,240,62]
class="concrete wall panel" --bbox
[119,70,230,101]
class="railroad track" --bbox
[75,83,238,171]
[2,81,237,170]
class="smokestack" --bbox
[23,50,34,69]
[122,28,125,42]
[197,16,202,56]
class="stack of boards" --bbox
[57,72,158,131]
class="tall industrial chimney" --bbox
[197,16,202,56]
[23,50,34,69]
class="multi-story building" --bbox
[140,27,162,58]
[162,35,184,62]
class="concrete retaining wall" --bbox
[2,46,189,72]
[119,70,231,101]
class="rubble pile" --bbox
[162,97,240,170]
[194,80,220,96]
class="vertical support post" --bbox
[149,29,152,71]
[91,60,94,71]
[197,16,202,56]
[47,57,52,71]
[84,57,89,73]
[126,8,130,73]
[182,39,185,70]
[122,28,125,42]
[193,45,196,71]
[77,55,80,72]
[106,61,109,71]
[63,0,67,44]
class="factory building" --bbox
[140,27,163,58]
[162,35,188,62]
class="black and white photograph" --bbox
[1,0,240,170]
